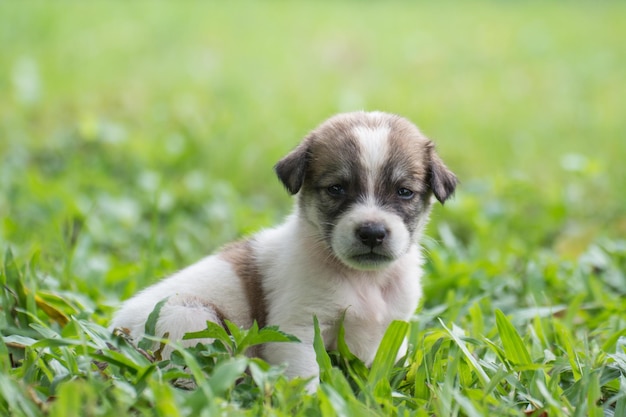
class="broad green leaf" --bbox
[34,293,69,326]
[451,389,484,417]
[533,372,565,412]
[468,301,484,336]
[33,337,84,349]
[237,322,299,355]
[91,350,147,374]
[318,384,350,417]
[0,373,44,417]
[3,334,38,348]
[235,319,260,353]
[183,320,232,350]
[149,379,184,417]
[247,325,300,344]
[495,309,532,366]
[313,315,332,382]
[207,356,248,397]
[333,310,355,360]
[372,378,392,405]
[368,320,408,388]
[586,369,603,417]
[615,376,626,417]
[133,363,158,393]
[29,322,60,339]
[327,368,357,400]
[74,319,112,350]
[601,328,626,353]
[224,319,243,343]
[555,321,581,379]
[0,338,11,372]
[171,346,213,398]
[334,311,369,384]
[0,372,45,417]
[3,248,30,329]
[3,248,20,287]
[139,297,168,350]
[247,359,271,392]
[412,361,429,400]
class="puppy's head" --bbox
[275,111,457,271]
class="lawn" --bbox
[1,2,625,416]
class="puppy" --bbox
[110,111,457,389]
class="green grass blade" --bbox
[313,315,332,383]
[0,373,41,417]
[440,319,491,386]
[367,320,408,388]
[138,297,169,350]
[495,309,533,366]
[452,389,484,417]
[237,323,300,355]
[208,357,248,397]
[182,320,231,346]
[91,350,147,375]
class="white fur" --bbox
[353,124,390,199]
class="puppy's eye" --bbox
[327,184,346,196]
[397,187,414,199]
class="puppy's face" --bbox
[275,112,457,271]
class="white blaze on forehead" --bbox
[352,124,390,204]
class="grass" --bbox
[1,1,626,416]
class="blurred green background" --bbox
[1,2,624,305]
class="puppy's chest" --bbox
[335,281,402,326]
[321,281,406,357]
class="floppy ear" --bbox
[274,141,310,195]
[428,147,457,204]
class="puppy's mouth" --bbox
[347,251,394,270]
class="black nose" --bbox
[356,223,387,248]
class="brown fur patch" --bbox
[209,302,229,333]
[384,114,457,203]
[176,295,229,331]
[220,240,268,328]
[275,111,456,202]
[386,115,430,183]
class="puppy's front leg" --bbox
[262,328,320,392]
